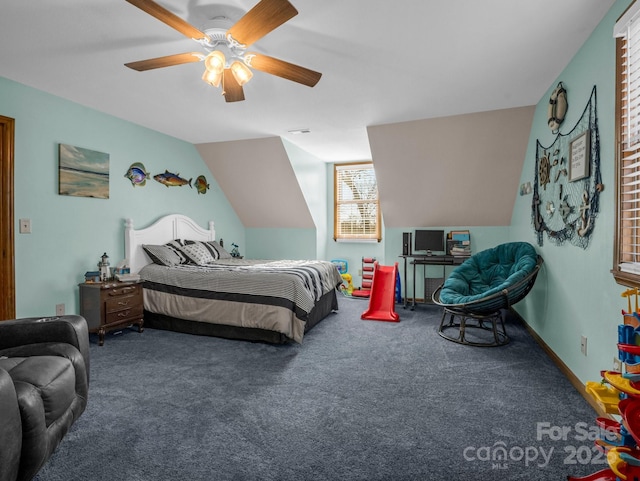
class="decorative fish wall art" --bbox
[153,170,192,188]
[124,162,150,187]
[124,166,210,194]
[195,175,210,194]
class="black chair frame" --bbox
[432,255,543,347]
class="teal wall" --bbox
[0,76,243,318]
[510,0,631,383]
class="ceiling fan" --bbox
[124,0,322,102]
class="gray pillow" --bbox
[207,240,232,259]
[143,243,183,266]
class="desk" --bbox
[399,255,468,309]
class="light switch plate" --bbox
[19,218,31,234]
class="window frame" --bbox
[613,0,640,288]
[333,161,381,242]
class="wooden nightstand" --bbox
[79,281,144,346]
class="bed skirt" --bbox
[143,288,339,344]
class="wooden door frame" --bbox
[0,115,15,320]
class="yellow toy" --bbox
[340,273,353,295]
[585,380,622,414]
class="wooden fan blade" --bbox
[223,69,245,102]
[227,0,298,47]
[247,53,321,87]
[125,52,202,71]
[125,0,209,41]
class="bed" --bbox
[124,214,342,344]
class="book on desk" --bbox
[447,230,471,257]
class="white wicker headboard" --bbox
[125,214,216,274]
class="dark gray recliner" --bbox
[0,315,90,481]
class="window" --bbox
[334,162,381,241]
[614,1,640,287]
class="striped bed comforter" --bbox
[139,259,343,343]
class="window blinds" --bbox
[617,2,640,273]
[334,162,380,241]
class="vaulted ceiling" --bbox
[0,1,616,229]
[0,0,614,162]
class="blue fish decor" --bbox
[154,170,192,188]
[124,162,150,187]
[195,175,210,195]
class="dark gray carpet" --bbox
[34,296,602,480]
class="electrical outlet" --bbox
[358,269,362,276]
[613,357,623,373]
[55,304,65,316]
[580,336,587,356]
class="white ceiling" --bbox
[0,0,615,162]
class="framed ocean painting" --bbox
[58,143,109,199]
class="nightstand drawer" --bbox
[105,305,143,324]
[105,294,142,314]
[105,284,140,298]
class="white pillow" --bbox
[180,241,217,265]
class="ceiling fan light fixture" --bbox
[230,60,253,86]
[124,0,322,102]
[204,50,226,74]
[202,69,222,88]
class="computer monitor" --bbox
[414,229,445,255]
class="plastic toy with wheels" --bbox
[340,273,353,296]
[331,259,349,275]
[331,259,353,296]
[569,372,640,480]
[568,290,640,480]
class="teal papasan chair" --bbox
[432,242,543,347]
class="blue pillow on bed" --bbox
[143,242,186,266]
